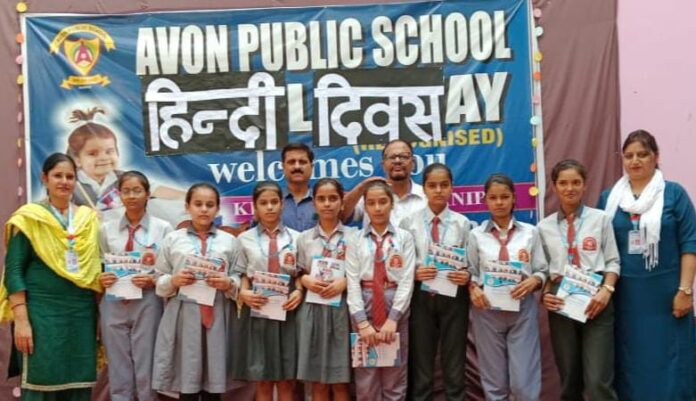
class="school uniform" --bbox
[468,219,548,401]
[346,224,416,401]
[229,225,300,382]
[351,181,426,228]
[99,213,173,401]
[73,170,123,211]
[399,207,471,401]
[152,226,241,395]
[295,224,356,384]
[537,205,620,401]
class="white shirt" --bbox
[155,226,241,299]
[352,180,426,228]
[99,212,173,256]
[467,219,548,285]
[399,206,471,266]
[296,223,357,274]
[537,205,621,279]
[345,224,416,324]
[235,225,300,277]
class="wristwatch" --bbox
[678,286,693,296]
[601,284,615,294]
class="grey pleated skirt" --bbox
[296,295,351,384]
[228,303,297,382]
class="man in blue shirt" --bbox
[281,142,316,232]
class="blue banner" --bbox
[23,0,539,226]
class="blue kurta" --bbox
[598,181,696,401]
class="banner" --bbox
[22,0,541,226]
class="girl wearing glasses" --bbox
[98,171,173,401]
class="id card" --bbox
[65,249,80,273]
[628,230,643,254]
[280,248,297,272]
[387,251,404,269]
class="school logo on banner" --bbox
[49,23,115,89]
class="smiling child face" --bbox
[75,136,119,182]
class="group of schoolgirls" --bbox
[100,158,619,401]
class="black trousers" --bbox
[408,283,469,401]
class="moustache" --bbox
[291,169,304,174]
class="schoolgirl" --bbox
[345,180,416,401]
[296,178,354,401]
[538,160,620,401]
[151,183,241,401]
[99,171,173,401]
[231,181,302,401]
[467,174,548,401]
[399,163,471,401]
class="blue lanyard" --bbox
[256,226,293,258]
[423,209,451,246]
[366,230,395,262]
[556,210,584,262]
[187,231,215,256]
[319,229,345,256]
[127,216,155,249]
[49,204,75,249]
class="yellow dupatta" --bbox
[0,203,102,323]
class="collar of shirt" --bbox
[484,218,519,233]
[78,169,118,193]
[362,223,397,239]
[556,204,586,222]
[312,222,346,240]
[424,205,450,223]
[395,180,425,202]
[257,223,285,237]
[186,223,218,237]
[118,211,151,232]
[283,188,312,205]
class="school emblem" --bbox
[517,249,530,263]
[49,24,115,89]
[582,237,597,252]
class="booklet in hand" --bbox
[104,252,152,301]
[251,271,291,321]
[555,265,603,323]
[305,257,345,307]
[350,333,401,368]
[177,254,225,306]
[421,243,467,298]
[483,260,524,312]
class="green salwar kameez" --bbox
[5,232,97,401]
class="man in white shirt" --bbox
[341,140,426,227]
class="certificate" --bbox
[483,260,524,312]
[555,265,603,323]
[250,271,291,321]
[177,254,224,306]
[305,257,345,307]
[104,252,150,301]
[350,333,401,368]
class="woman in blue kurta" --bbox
[598,130,696,401]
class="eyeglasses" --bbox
[385,153,413,162]
[120,188,145,196]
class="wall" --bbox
[618,0,696,197]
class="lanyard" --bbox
[187,231,215,255]
[256,226,293,257]
[423,209,451,247]
[319,229,345,256]
[555,210,585,252]
[630,213,640,231]
[49,204,75,249]
[127,216,154,249]
[367,231,395,262]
